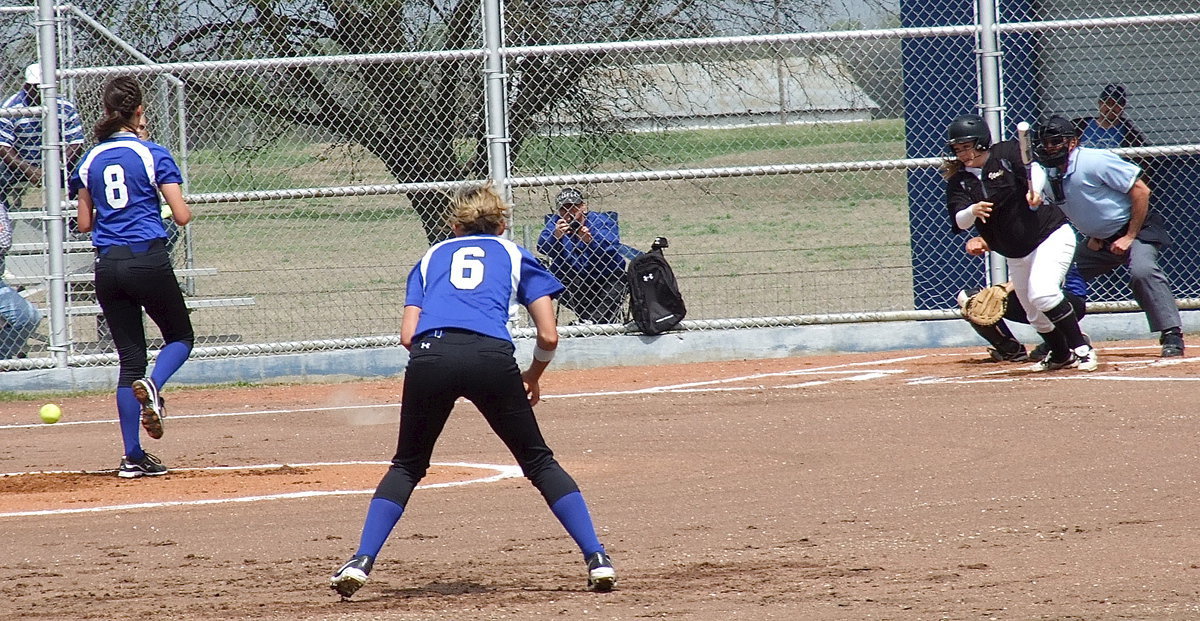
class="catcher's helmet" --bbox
[946,114,992,153]
[1033,115,1078,167]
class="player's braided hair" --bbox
[448,180,510,235]
[940,158,965,180]
[93,76,143,141]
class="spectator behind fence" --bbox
[0,63,85,206]
[536,187,629,325]
[1074,82,1153,186]
[1074,83,1148,150]
[0,198,42,359]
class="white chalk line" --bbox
[0,461,522,519]
[542,356,922,398]
[0,358,921,432]
[907,351,1199,384]
[0,402,405,431]
[1,351,1192,516]
[2,350,1194,427]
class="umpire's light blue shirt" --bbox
[1058,146,1141,239]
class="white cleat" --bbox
[1074,345,1099,372]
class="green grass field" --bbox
[18,121,916,352]
[177,121,914,343]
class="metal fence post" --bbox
[482,0,512,225]
[36,0,68,367]
[976,0,1008,287]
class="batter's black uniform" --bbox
[946,139,1068,257]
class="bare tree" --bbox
[79,0,892,243]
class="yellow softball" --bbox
[39,403,62,424]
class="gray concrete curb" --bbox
[2,310,1197,393]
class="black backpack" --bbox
[627,237,686,335]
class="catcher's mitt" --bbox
[962,284,1009,326]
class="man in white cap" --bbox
[0,62,86,359]
[0,62,85,202]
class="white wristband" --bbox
[533,345,555,362]
[955,205,977,229]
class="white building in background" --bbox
[547,54,880,133]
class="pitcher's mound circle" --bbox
[0,461,521,517]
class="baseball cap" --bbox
[555,187,584,209]
[23,63,42,86]
[1098,83,1127,106]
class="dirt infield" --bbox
[2,340,1199,620]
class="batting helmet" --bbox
[946,114,992,153]
[1033,115,1078,167]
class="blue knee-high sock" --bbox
[116,387,143,459]
[355,497,405,559]
[550,491,604,558]
[150,341,192,389]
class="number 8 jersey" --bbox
[69,132,182,248]
[405,234,564,343]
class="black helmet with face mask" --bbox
[1033,115,1079,167]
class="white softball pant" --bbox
[1006,224,1077,333]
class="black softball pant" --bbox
[95,242,194,387]
[374,329,579,508]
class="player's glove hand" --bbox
[961,284,1009,326]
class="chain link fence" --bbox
[0,1,1197,371]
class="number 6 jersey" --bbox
[405,234,564,342]
[68,131,182,248]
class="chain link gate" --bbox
[0,1,1196,372]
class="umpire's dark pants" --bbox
[1074,239,1181,332]
[375,329,579,508]
[95,240,194,386]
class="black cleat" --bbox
[987,346,1028,362]
[331,554,374,598]
[1161,330,1185,358]
[585,551,616,592]
[1028,354,1078,372]
[117,452,168,478]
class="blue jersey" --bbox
[1079,120,1124,149]
[69,132,183,248]
[405,234,564,342]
